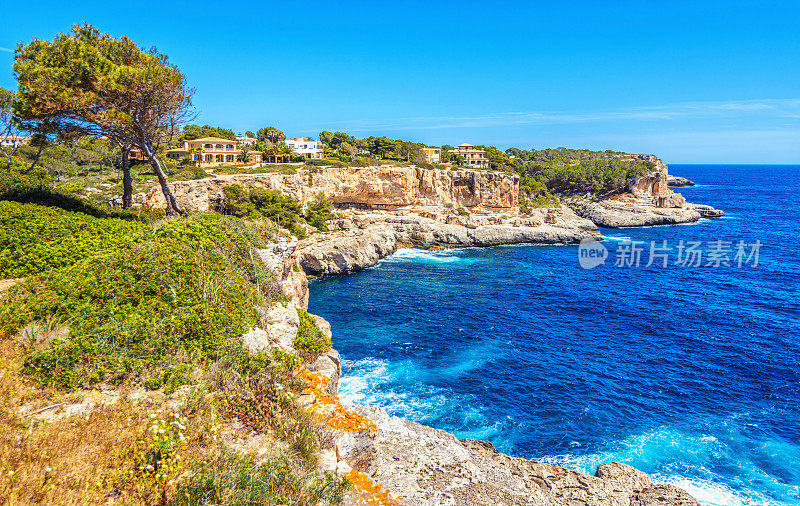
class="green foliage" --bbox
[504,147,653,195]
[294,309,332,356]
[212,164,297,175]
[56,181,86,194]
[304,193,334,232]
[181,124,237,141]
[304,158,347,168]
[221,184,260,219]
[0,201,145,278]
[170,450,348,505]
[0,173,156,222]
[220,184,311,239]
[0,207,279,390]
[170,165,209,181]
[256,127,286,144]
[519,176,559,213]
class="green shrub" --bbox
[0,173,146,220]
[294,309,332,356]
[304,158,346,168]
[0,208,279,390]
[303,193,335,232]
[171,166,209,181]
[213,164,297,175]
[220,184,309,239]
[56,181,86,194]
[0,201,146,278]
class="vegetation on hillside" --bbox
[0,175,348,503]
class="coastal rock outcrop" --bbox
[667,175,696,187]
[257,238,309,309]
[332,403,699,505]
[566,194,723,228]
[566,162,722,228]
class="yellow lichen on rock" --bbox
[296,368,377,432]
[347,469,402,505]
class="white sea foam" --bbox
[338,357,447,421]
[538,427,798,505]
[338,356,500,437]
[379,247,471,265]
[658,475,780,506]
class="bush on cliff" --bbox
[503,149,655,195]
[220,184,336,237]
[0,204,281,389]
[294,309,332,356]
[304,193,335,232]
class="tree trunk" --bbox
[139,142,181,214]
[121,148,133,208]
[142,143,184,216]
[22,144,46,175]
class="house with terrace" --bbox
[165,137,262,166]
[450,143,489,168]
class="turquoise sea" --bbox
[309,165,800,505]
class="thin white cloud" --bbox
[329,98,800,132]
[0,47,13,53]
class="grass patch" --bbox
[171,450,348,505]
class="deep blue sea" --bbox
[309,165,800,506]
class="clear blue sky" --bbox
[1,0,799,163]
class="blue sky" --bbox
[1,0,799,163]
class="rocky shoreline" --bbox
[146,161,723,269]
[256,242,700,505]
[297,207,597,277]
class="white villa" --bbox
[286,137,324,159]
[421,147,441,164]
[0,136,30,148]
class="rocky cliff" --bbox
[145,166,519,212]
[147,158,722,235]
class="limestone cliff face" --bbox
[145,166,519,212]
